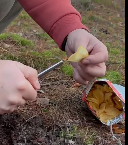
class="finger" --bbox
[18,80,37,101]
[82,43,108,64]
[8,96,26,106]
[0,106,14,114]
[16,62,40,90]
[65,44,73,57]
[8,107,17,113]
[73,68,88,85]
[0,109,5,114]
[82,63,106,78]
[17,99,26,106]
[76,64,95,81]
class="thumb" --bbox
[82,45,108,65]
[82,52,107,65]
[16,62,40,90]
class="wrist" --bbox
[62,36,68,51]
[62,29,90,51]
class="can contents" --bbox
[84,81,124,125]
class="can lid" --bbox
[112,84,125,101]
[106,81,125,103]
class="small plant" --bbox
[22,22,30,28]
[92,0,120,9]
[51,48,67,59]
[105,71,122,84]
[20,13,31,19]
[80,0,92,9]
[42,50,53,58]
[110,48,120,55]
[10,22,17,26]
[61,63,73,76]
[0,33,34,48]
[88,15,100,22]
[105,43,111,48]
[82,17,88,24]
[36,32,51,40]
[122,58,125,63]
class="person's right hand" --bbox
[0,60,40,114]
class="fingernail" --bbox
[35,80,40,89]
[82,59,90,64]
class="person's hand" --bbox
[0,60,40,114]
[65,29,108,85]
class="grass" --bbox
[42,50,53,58]
[110,48,120,55]
[85,135,95,145]
[0,47,67,71]
[61,63,73,76]
[10,22,17,26]
[60,125,79,139]
[0,33,34,48]
[20,12,31,19]
[60,125,96,145]
[105,42,111,49]
[31,48,66,60]
[80,0,91,8]
[88,15,100,22]
[122,58,125,63]
[105,71,122,84]
[82,17,89,24]
[22,22,30,28]
[36,32,51,40]
[92,0,120,9]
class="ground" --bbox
[0,0,125,144]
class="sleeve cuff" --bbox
[49,14,89,50]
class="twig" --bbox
[37,90,44,93]
[20,115,37,128]
[85,0,92,11]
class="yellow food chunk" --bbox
[100,112,114,124]
[113,96,123,110]
[105,106,122,117]
[103,84,113,92]
[86,83,123,124]
[94,84,104,90]
[86,97,99,105]
[89,102,99,111]
[68,46,89,62]
[98,103,106,115]
[105,93,114,106]
[92,89,105,105]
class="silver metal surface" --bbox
[38,60,64,78]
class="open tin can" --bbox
[82,79,125,126]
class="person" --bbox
[0,0,108,114]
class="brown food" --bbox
[86,84,123,124]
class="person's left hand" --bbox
[65,29,108,85]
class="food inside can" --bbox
[85,82,124,124]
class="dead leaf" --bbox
[112,125,125,134]
[109,17,111,21]
[37,98,50,106]
[68,140,75,144]
[71,83,82,88]
[114,128,125,134]
[118,22,124,27]
[117,13,120,17]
